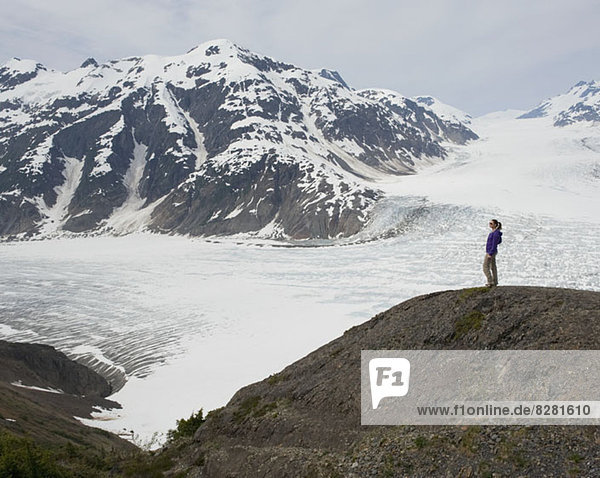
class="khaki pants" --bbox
[483,253,498,286]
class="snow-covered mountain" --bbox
[0,40,476,240]
[413,95,473,125]
[519,80,600,126]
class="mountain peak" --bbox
[1,57,46,73]
[519,79,600,125]
[318,69,349,89]
[413,95,473,124]
[0,58,48,93]
[566,79,600,96]
[80,57,99,68]
[186,39,243,58]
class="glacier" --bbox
[0,203,598,446]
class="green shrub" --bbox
[167,409,205,442]
[121,452,173,478]
[0,431,68,477]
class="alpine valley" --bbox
[1,39,600,452]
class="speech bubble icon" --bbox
[369,357,411,409]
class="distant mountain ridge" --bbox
[519,80,600,126]
[0,39,477,240]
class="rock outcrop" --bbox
[0,340,111,397]
[164,286,600,477]
[0,340,128,450]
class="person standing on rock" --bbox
[484,219,502,287]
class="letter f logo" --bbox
[369,358,410,409]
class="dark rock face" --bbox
[0,40,477,240]
[80,57,98,68]
[362,91,478,147]
[555,102,600,126]
[166,286,600,477]
[0,340,111,397]
[151,154,378,239]
[0,340,133,452]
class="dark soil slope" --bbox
[165,286,600,477]
[0,340,111,397]
[0,340,132,451]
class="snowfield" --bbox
[0,110,599,448]
[376,112,599,222]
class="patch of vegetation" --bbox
[568,466,582,476]
[121,451,174,478]
[54,430,82,442]
[568,453,583,464]
[497,430,531,469]
[193,451,206,467]
[255,401,278,418]
[233,395,261,423]
[380,454,398,477]
[457,287,490,303]
[267,373,287,385]
[477,460,493,478]
[413,435,429,449]
[459,426,481,453]
[510,451,528,468]
[205,407,224,421]
[232,396,279,423]
[0,431,66,477]
[167,409,205,442]
[454,310,485,339]
[0,426,186,478]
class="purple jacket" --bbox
[486,229,502,255]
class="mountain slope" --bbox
[162,286,600,477]
[0,340,111,397]
[0,340,129,449]
[519,80,600,126]
[0,40,476,240]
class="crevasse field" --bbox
[1,114,599,447]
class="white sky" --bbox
[1,0,600,116]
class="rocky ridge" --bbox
[162,286,600,477]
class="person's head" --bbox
[489,219,502,230]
